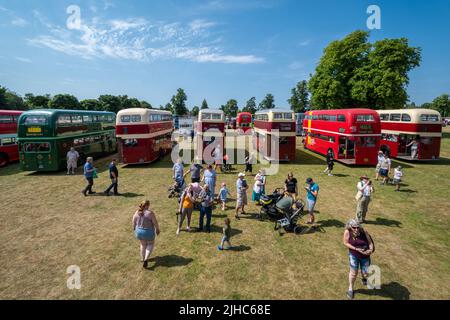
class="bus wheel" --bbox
[0,154,9,167]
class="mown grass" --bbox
[0,129,449,300]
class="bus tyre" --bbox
[0,154,9,167]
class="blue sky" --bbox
[0,0,449,108]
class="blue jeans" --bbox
[199,206,212,231]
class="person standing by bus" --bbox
[213,145,222,172]
[66,147,79,175]
[304,177,319,224]
[406,138,419,159]
[375,151,384,181]
[285,172,298,200]
[355,176,374,223]
[82,157,96,196]
[324,150,334,176]
[202,164,217,198]
[104,159,119,196]
[177,184,194,235]
[184,158,203,183]
[173,158,185,187]
[235,173,249,220]
[132,200,160,268]
[379,154,392,185]
[190,129,195,143]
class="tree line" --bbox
[0,30,448,117]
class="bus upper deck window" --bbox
[380,114,389,121]
[0,115,13,123]
[283,113,293,120]
[401,114,411,122]
[390,114,401,121]
[71,115,82,124]
[83,115,93,123]
[121,115,131,123]
[356,114,375,122]
[337,115,346,122]
[420,114,439,122]
[201,113,211,121]
[131,115,142,122]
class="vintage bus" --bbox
[295,113,305,136]
[0,110,23,167]
[236,112,253,134]
[18,109,117,172]
[377,109,442,160]
[253,109,296,162]
[303,109,381,165]
[196,109,225,163]
[116,108,173,164]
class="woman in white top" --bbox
[132,200,160,268]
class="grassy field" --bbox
[0,129,449,300]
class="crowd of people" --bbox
[75,146,407,300]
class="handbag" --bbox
[92,169,98,179]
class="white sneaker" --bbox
[328,174,333,176]
[176,229,180,235]
[186,227,191,232]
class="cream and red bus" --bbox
[196,109,225,163]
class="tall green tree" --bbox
[5,91,25,110]
[242,97,257,114]
[0,86,7,108]
[49,94,81,110]
[191,106,200,117]
[431,94,450,117]
[220,99,239,117]
[81,99,102,111]
[140,100,152,109]
[258,94,275,110]
[171,88,188,115]
[201,99,209,109]
[98,95,122,113]
[160,103,173,113]
[288,80,310,112]
[24,93,51,109]
[350,37,421,109]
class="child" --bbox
[219,182,231,211]
[252,177,263,204]
[218,218,232,251]
[393,166,403,191]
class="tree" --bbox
[201,99,209,110]
[140,100,152,109]
[288,80,310,112]
[49,94,81,110]
[81,99,102,111]
[118,95,141,110]
[220,99,239,117]
[431,94,450,117]
[0,86,7,108]
[171,88,188,116]
[258,94,275,110]
[5,91,25,110]
[160,103,173,113]
[242,97,257,114]
[191,106,200,117]
[24,93,51,109]
[309,30,421,110]
[98,95,122,113]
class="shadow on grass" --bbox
[355,282,411,300]
[228,245,251,252]
[365,218,402,228]
[318,219,346,228]
[398,188,418,194]
[147,255,193,270]
[207,225,243,236]
[332,173,350,178]
[0,163,20,176]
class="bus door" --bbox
[398,134,409,155]
[338,137,355,159]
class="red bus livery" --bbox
[116,108,173,164]
[377,109,442,160]
[236,112,253,134]
[0,110,23,167]
[196,110,225,163]
[303,109,381,165]
[253,109,296,162]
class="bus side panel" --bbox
[419,137,441,160]
[380,138,399,158]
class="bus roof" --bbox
[199,109,224,115]
[306,108,378,115]
[255,109,293,115]
[19,109,115,116]
[0,110,24,115]
[378,108,441,116]
[117,108,172,117]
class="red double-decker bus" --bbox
[236,112,253,135]
[377,109,442,160]
[303,109,381,165]
[253,109,296,162]
[196,110,225,163]
[0,110,23,167]
[116,108,173,164]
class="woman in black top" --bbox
[324,150,334,176]
[284,172,298,200]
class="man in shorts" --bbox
[235,173,249,220]
[304,177,319,224]
[379,153,391,185]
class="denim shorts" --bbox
[379,168,389,177]
[306,199,316,212]
[349,253,371,274]
[135,227,155,241]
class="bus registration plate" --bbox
[28,127,42,134]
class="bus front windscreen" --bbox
[23,115,48,125]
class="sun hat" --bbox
[238,173,245,178]
[360,175,369,180]
[397,166,402,170]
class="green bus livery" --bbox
[18,109,117,172]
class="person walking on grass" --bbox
[213,145,222,172]
[245,152,254,174]
[343,219,375,300]
[66,147,79,175]
[304,177,319,224]
[177,184,195,235]
[82,157,96,196]
[132,200,160,268]
[104,158,119,196]
[393,166,404,192]
[218,218,233,251]
[219,182,231,211]
[198,184,213,233]
[324,149,334,176]
[252,175,264,204]
[202,164,217,199]
[284,172,298,200]
[173,158,185,187]
[379,153,391,185]
[258,169,267,195]
[375,151,384,181]
[355,176,374,224]
[184,158,203,183]
[235,173,249,220]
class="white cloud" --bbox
[289,61,304,70]
[11,17,28,27]
[16,57,32,63]
[298,40,311,47]
[27,12,264,65]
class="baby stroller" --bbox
[168,179,186,199]
[257,188,286,220]
[274,200,305,234]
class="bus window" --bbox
[337,115,346,122]
[24,143,50,153]
[273,113,283,120]
[356,114,375,122]
[360,137,376,147]
[124,139,139,147]
[1,137,16,146]
[121,115,131,123]
[58,115,72,125]
[211,113,222,120]
[329,115,337,122]
[390,114,401,121]
[0,115,13,123]
[83,115,93,123]
[380,114,389,121]
[131,115,142,122]
[201,113,212,121]
[420,114,439,122]
[283,113,293,120]
[401,114,411,122]
[71,115,83,124]
[24,115,48,125]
